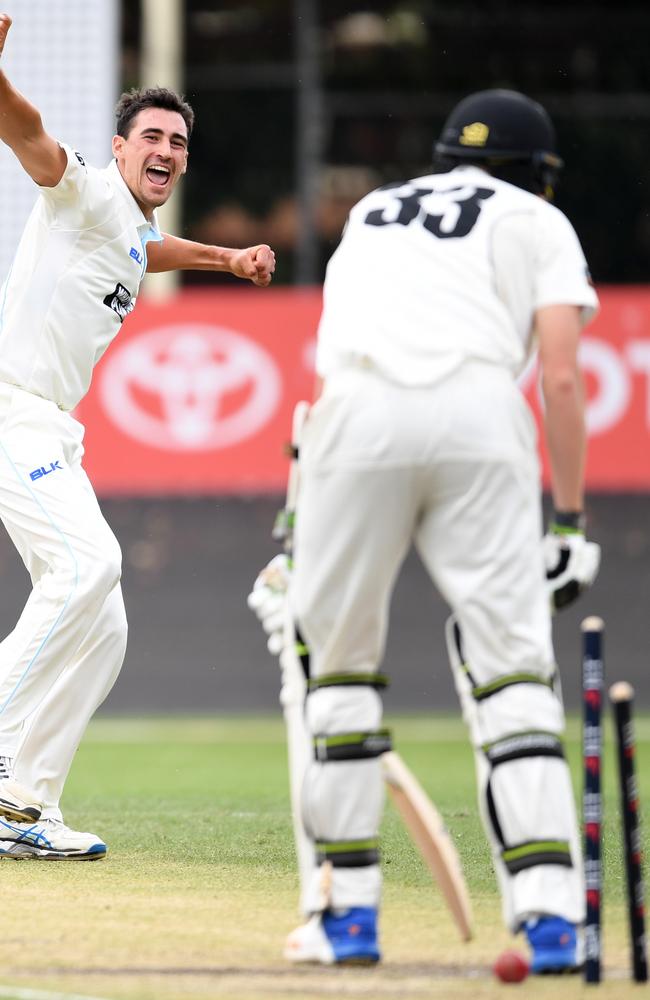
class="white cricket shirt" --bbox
[0,144,161,410]
[316,165,598,386]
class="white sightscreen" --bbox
[0,0,119,279]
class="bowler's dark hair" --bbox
[115,87,195,140]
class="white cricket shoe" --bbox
[284,908,380,965]
[0,817,107,860]
[0,777,43,822]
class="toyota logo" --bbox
[99,323,281,451]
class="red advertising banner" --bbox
[78,288,321,494]
[77,285,650,495]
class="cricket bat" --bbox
[382,750,473,941]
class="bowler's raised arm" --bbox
[0,13,67,186]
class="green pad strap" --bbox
[472,673,554,702]
[482,731,565,768]
[502,839,572,875]
[308,672,390,692]
[316,838,380,868]
[313,729,392,762]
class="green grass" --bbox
[0,713,646,1000]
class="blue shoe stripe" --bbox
[0,817,106,856]
[0,817,53,848]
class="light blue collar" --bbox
[140,220,163,245]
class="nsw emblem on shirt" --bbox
[103,282,134,323]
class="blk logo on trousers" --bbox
[30,461,63,482]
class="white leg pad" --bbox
[301,686,385,913]
[445,615,584,931]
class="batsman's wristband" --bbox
[551,510,585,533]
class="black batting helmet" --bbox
[434,89,563,199]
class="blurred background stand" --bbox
[141,0,183,300]
[294,0,325,285]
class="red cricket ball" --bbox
[493,949,530,983]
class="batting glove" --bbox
[543,511,601,612]
[247,553,291,655]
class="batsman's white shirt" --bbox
[316,165,597,384]
[0,143,161,411]
[0,144,159,816]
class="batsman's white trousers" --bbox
[291,363,583,927]
[0,384,127,819]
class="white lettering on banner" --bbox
[521,335,650,435]
[627,341,650,426]
[99,324,281,451]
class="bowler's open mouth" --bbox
[146,164,171,187]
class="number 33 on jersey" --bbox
[365,181,494,239]
[315,165,596,388]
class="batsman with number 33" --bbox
[249,88,600,971]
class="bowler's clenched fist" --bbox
[231,244,276,287]
[252,244,276,286]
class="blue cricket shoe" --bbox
[525,916,582,974]
[285,906,380,964]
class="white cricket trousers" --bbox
[0,383,127,819]
[291,364,583,930]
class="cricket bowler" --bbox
[0,11,275,859]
